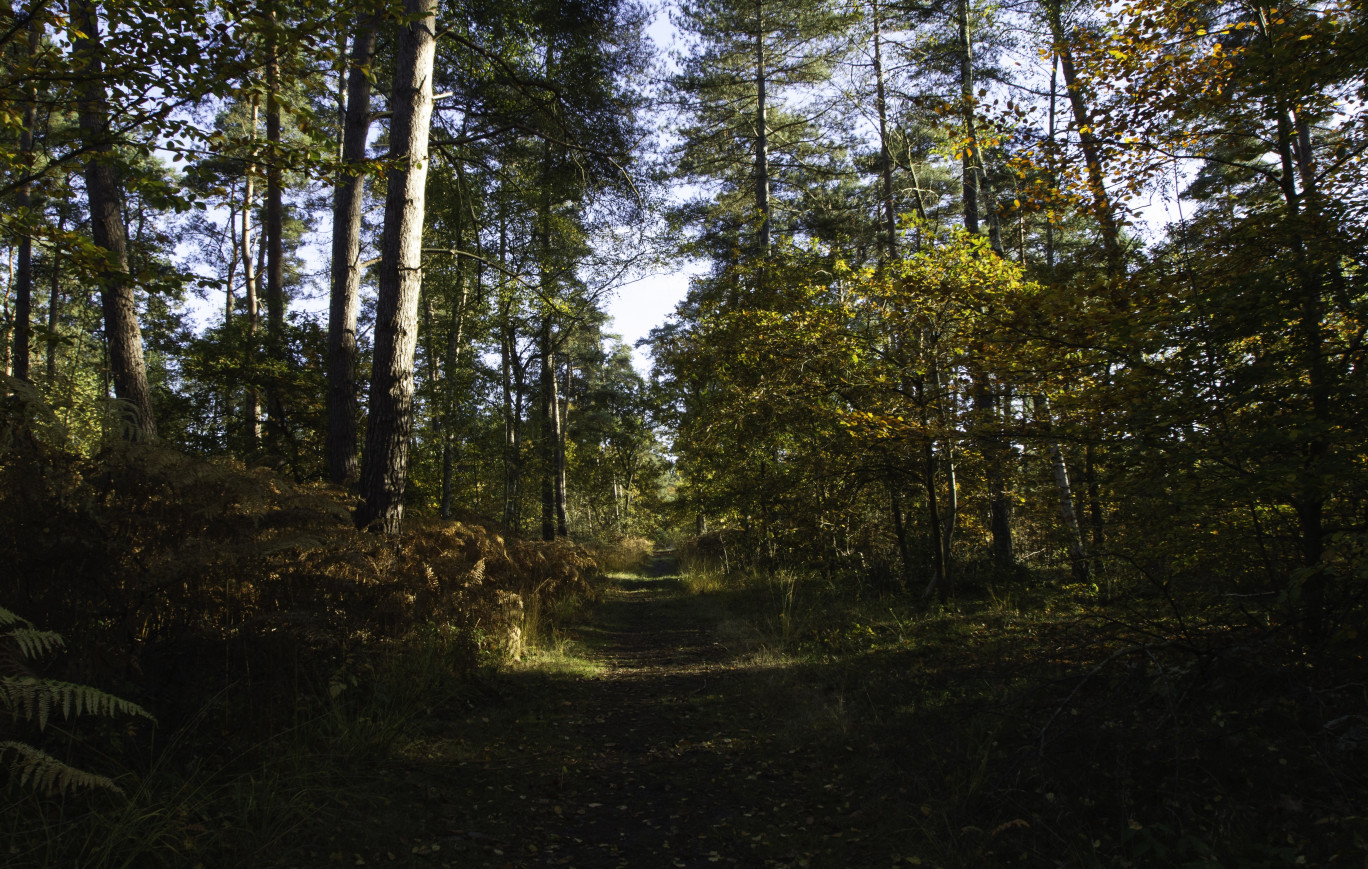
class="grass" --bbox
[671,558,1368,867]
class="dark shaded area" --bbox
[332,559,922,868]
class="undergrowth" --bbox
[675,550,1368,867]
[0,410,606,866]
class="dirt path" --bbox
[373,554,913,869]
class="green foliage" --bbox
[0,606,152,797]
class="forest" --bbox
[1,0,1366,865]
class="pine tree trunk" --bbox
[44,212,62,383]
[754,4,771,256]
[72,0,156,440]
[440,254,468,520]
[327,13,379,485]
[501,311,522,530]
[539,318,557,541]
[242,96,262,447]
[11,15,39,382]
[264,7,288,441]
[355,0,438,534]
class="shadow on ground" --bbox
[336,554,920,869]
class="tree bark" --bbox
[871,0,897,262]
[71,0,156,440]
[555,357,569,537]
[1036,396,1087,582]
[242,95,262,446]
[11,14,39,382]
[890,485,910,588]
[44,211,62,383]
[500,303,522,530]
[355,0,438,534]
[539,317,558,541]
[263,5,288,441]
[327,12,379,485]
[1042,0,1121,273]
[440,245,469,520]
[957,0,979,237]
[754,0,771,256]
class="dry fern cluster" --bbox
[0,393,600,743]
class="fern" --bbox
[3,676,153,732]
[7,627,65,660]
[0,740,123,795]
[0,606,153,797]
[0,606,30,630]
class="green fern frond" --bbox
[7,628,65,661]
[2,677,153,731]
[0,740,123,795]
[0,607,31,630]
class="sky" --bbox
[598,3,692,375]
[602,268,695,375]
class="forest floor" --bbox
[312,552,925,869]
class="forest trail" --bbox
[359,553,914,869]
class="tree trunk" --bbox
[871,0,897,262]
[976,382,1013,571]
[754,1,771,256]
[1036,396,1087,582]
[242,95,262,447]
[1042,0,1121,272]
[501,308,522,530]
[71,0,156,440]
[890,486,910,588]
[327,12,379,485]
[539,317,557,541]
[44,212,62,383]
[555,358,569,537]
[957,0,979,237]
[440,254,469,520]
[1252,5,1333,640]
[264,6,288,442]
[917,377,950,600]
[355,0,438,534]
[10,14,39,382]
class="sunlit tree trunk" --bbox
[555,360,570,537]
[355,0,438,534]
[242,96,262,446]
[71,0,156,439]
